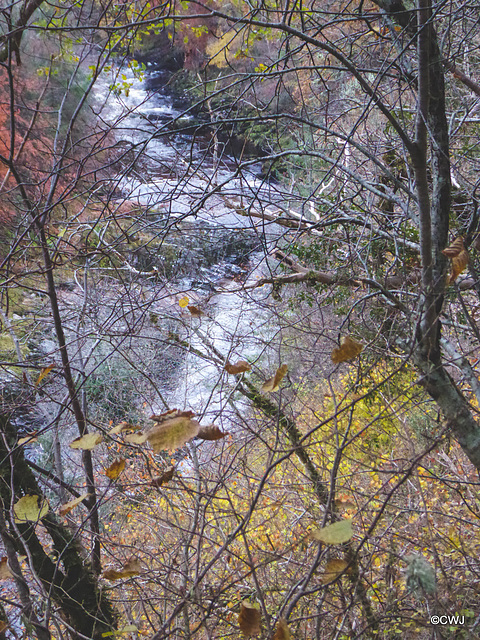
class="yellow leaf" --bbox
[17,433,38,446]
[101,625,138,637]
[447,248,469,284]
[0,621,8,633]
[334,498,356,511]
[35,363,55,386]
[0,557,12,580]
[102,558,142,581]
[311,519,353,545]
[206,30,243,68]
[238,601,261,637]
[105,459,126,480]
[178,296,189,308]
[101,625,139,637]
[13,495,49,524]
[331,337,363,363]
[442,236,464,257]
[272,618,291,640]
[225,360,251,374]
[262,364,288,393]
[109,421,141,435]
[69,433,103,450]
[124,432,148,445]
[321,559,350,584]
[196,425,227,441]
[58,493,89,517]
[147,416,200,452]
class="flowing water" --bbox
[93,65,285,428]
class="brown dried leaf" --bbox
[321,559,350,584]
[69,433,103,450]
[172,410,197,420]
[0,557,12,580]
[102,569,123,581]
[238,601,261,637]
[442,236,464,257]
[225,360,251,375]
[0,621,8,633]
[122,558,142,575]
[105,459,126,480]
[331,336,363,364]
[147,416,200,452]
[58,493,89,517]
[272,618,291,640]
[35,363,55,387]
[459,278,475,290]
[262,364,288,393]
[187,305,203,317]
[196,425,227,441]
[448,248,469,284]
[149,467,175,487]
[103,558,142,581]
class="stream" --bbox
[93,64,285,429]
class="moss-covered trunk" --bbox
[0,414,117,639]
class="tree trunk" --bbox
[0,415,118,639]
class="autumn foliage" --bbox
[1,0,480,639]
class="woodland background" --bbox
[0,1,480,639]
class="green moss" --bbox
[0,333,29,360]
[0,334,15,360]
